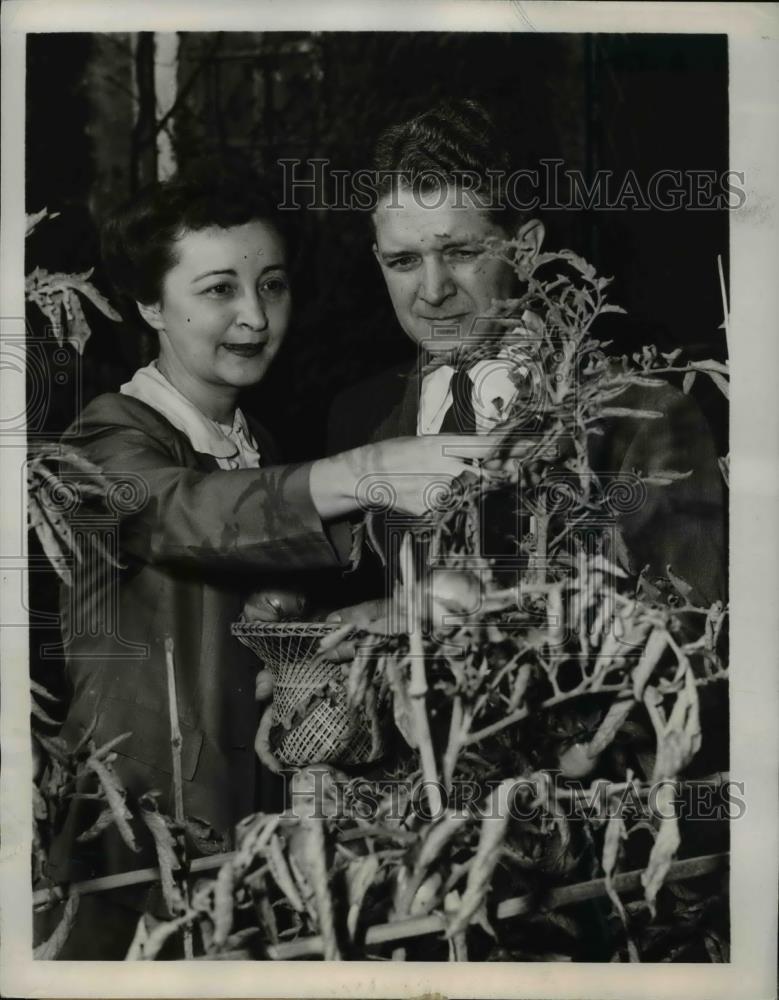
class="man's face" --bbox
[372,185,516,356]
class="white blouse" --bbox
[120,361,262,470]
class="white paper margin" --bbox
[2,2,777,998]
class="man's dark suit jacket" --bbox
[327,361,726,608]
[49,392,343,891]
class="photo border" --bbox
[2,2,777,997]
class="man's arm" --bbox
[599,382,726,607]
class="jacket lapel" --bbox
[372,364,420,442]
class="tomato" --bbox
[430,569,482,616]
[244,587,308,622]
[557,741,602,779]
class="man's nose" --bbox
[236,289,269,331]
[418,257,457,306]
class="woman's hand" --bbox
[309,434,499,520]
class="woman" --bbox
[42,164,482,957]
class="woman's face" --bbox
[147,220,291,395]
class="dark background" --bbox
[26,31,729,462]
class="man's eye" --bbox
[386,255,419,271]
[447,248,482,262]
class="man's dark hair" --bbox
[101,160,294,306]
[371,99,520,232]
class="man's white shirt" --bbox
[417,348,529,436]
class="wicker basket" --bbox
[232,620,385,767]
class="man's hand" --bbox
[321,570,518,662]
[322,597,407,662]
[255,668,274,701]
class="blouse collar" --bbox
[120,362,259,466]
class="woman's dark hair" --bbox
[371,99,521,233]
[101,160,295,306]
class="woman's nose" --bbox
[419,257,457,306]
[236,290,268,331]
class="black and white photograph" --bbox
[1,2,777,997]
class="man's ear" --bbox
[514,218,545,260]
[371,241,381,265]
[136,301,165,332]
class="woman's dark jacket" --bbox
[48,392,342,889]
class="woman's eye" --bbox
[260,276,290,299]
[204,283,233,297]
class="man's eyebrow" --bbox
[379,234,481,253]
[379,239,483,260]
[377,248,415,260]
[438,235,484,247]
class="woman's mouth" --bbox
[221,343,267,358]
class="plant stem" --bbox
[164,636,193,959]
[400,534,443,818]
[33,852,234,906]
[267,852,728,959]
[164,638,185,825]
[463,685,592,746]
[531,496,549,586]
[442,696,466,793]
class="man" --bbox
[327,99,726,625]
[321,101,726,962]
